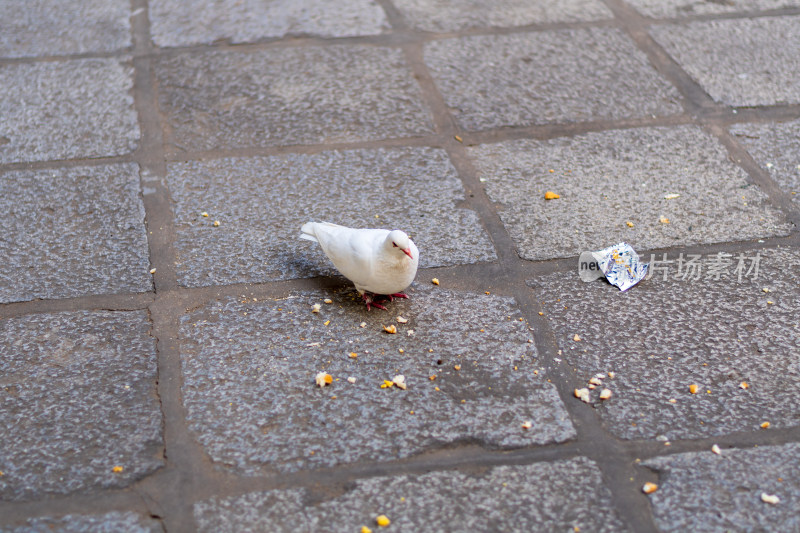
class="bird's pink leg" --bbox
[381,292,409,303]
[362,292,387,311]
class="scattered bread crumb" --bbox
[761,493,780,505]
[315,373,333,387]
[574,388,591,403]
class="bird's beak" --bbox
[403,248,413,259]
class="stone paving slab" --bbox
[627,0,799,18]
[0,511,163,533]
[650,16,800,107]
[154,45,434,152]
[0,164,152,303]
[0,58,139,164]
[644,443,800,532]
[0,311,162,501]
[0,0,131,59]
[166,147,496,288]
[731,119,800,204]
[180,286,573,475]
[149,0,388,48]
[469,125,791,261]
[193,457,627,532]
[530,247,800,441]
[423,28,682,131]
[392,0,612,32]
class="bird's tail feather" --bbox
[299,222,318,242]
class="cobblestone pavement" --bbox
[1,1,799,531]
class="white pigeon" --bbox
[300,221,419,310]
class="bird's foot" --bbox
[389,292,409,300]
[362,292,388,311]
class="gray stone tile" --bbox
[469,125,791,261]
[194,458,627,532]
[423,28,682,131]
[651,16,800,106]
[180,286,574,475]
[0,0,131,58]
[644,444,800,532]
[0,164,152,303]
[155,46,434,151]
[149,0,388,48]
[1,511,163,533]
[166,147,496,288]
[0,58,139,164]
[393,0,612,32]
[0,311,163,501]
[529,247,800,441]
[731,119,800,204]
[628,0,799,18]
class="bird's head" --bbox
[386,230,414,260]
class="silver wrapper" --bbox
[591,242,648,291]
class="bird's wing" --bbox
[309,223,387,289]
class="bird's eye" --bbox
[392,242,398,247]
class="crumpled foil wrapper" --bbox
[591,242,648,291]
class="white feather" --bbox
[300,221,419,295]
